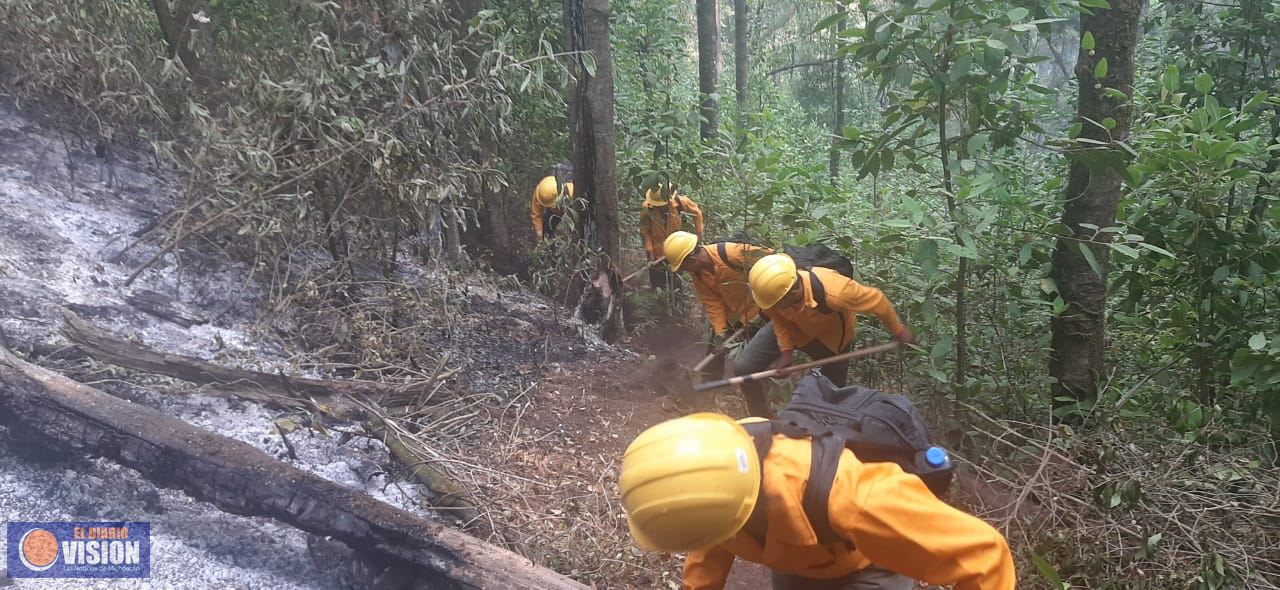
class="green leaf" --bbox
[930,336,954,360]
[1102,117,1116,130]
[1110,243,1138,258]
[1080,0,1112,8]
[1162,65,1180,91]
[1094,57,1108,79]
[1018,243,1033,266]
[1007,7,1029,21]
[894,64,913,87]
[1194,72,1213,94]
[1032,553,1065,589]
[812,12,847,34]
[916,238,940,277]
[1249,333,1268,351]
[985,38,1007,50]
[1078,242,1103,277]
[581,53,597,77]
[967,132,989,155]
[1243,91,1268,113]
[1137,242,1175,258]
[1081,31,1095,51]
[949,53,974,82]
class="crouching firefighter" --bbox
[738,252,915,417]
[532,163,575,240]
[662,231,772,381]
[620,373,1016,590]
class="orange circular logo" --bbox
[19,528,59,571]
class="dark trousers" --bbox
[649,267,682,290]
[541,210,563,238]
[732,323,849,418]
[771,567,912,590]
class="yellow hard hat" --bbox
[663,231,699,271]
[535,176,560,208]
[620,413,761,552]
[643,183,674,208]
[748,253,798,309]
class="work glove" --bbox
[893,326,917,346]
[709,332,728,350]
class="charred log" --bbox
[0,346,587,590]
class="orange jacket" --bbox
[640,195,704,259]
[763,268,904,353]
[684,436,1015,590]
[531,178,564,238]
[690,243,772,334]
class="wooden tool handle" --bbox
[691,325,750,372]
[693,341,901,392]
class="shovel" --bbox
[693,341,900,392]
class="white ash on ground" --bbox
[0,100,438,589]
[0,95,640,589]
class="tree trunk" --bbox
[940,0,967,388]
[58,310,428,414]
[828,14,846,182]
[1049,0,1142,402]
[696,0,721,141]
[477,171,514,270]
[565,0,623,341]
[148,0,205,83]
[0,346,587,590]
[734,0,749,116]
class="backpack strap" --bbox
[806,272,848,350]
[803,434,846,546]
[739,421,774,547]
[741,418,848,549]
[807,272,834,314]
[716,242,746,272]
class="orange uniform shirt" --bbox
[690,243,772,334]
[763,268,904,353]
[640,195,704,259]
[530,181,564,238]
[683,436,1016,590]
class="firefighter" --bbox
[620,413,1016,590]
[532,164,575,240]
[662,231,771,380]
[737,253,915,417]
[640,183,703,289]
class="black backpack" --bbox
[739,372,954,546]
[549,162,574,188]
[785,243,854,279]
[712,233,767,273]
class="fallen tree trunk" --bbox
[364,414,484,534]
[0,346,587,590]
[60,310,427,405]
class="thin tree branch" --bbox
[768,56,839,76]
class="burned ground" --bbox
[0,98,771,588]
